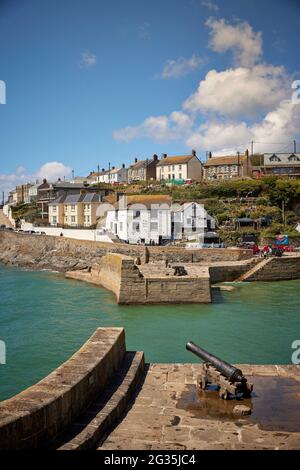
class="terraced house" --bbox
[203,151,251,180]
[128,155,159,182]
[260,153,300,178]
[87,165,128,185]
[156,151,202,182]
[48,192,103,228]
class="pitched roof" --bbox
[64,193,82,204]
[48,194,67,205]
[156,155,195,166]
[49,191,103,205]
[87,171,108,178]
[204,155,247,167]
[82,192,102,203]
[110,167,125,174]
[129,159,148,170]
[115,194,172,209]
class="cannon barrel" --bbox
[186,341,245,383]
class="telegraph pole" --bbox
[97,164,100,183]
[282,200,286,227]
[108,162,111,185]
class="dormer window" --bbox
[269,154,281,162]
[288,153,300,162]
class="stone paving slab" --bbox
[99,364,300,450]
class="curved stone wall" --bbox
[67,254,212,304]
[0,328,126,450]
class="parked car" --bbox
[239,241,260,255]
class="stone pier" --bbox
[99,364,300,450]
[0,328,300,450]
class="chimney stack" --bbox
[162,153,167,159]
[122,163,125,168]
[135,157,138,163]
[192,149,196,156]
[245,149,249,158]
[102,168,105,172]
[208,152,212,159]
[112,166,115,170]
[153,154,158,161]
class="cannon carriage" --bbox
[186,341,253,400]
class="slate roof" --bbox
[156,155,195,166]
[204,156,247,167]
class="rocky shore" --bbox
[0,232,94,272]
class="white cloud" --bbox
[183,65,289,117]
[113,112,193,143]
[0,162,72,197]
[251,100,300,151]
[113,18,300,155]
[35,162,72,181]
[186,101,300,154]
[79,51,97,68]
[157,54,206,79]
[186,121,252,153]
[206,17,262,67]
[201,1,219,12]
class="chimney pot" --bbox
[153,154,158,161]
[122,163,125,168]
[102,168,105,172]
[112,166,115,170]
[135,158,138,163]
[209,152,212,159]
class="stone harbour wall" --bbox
[67,254,212,304]
[209,259,258,283]
[246,255,300,281]
[0,328,126,450]
[0,231,252,272]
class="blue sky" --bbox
[0,0,300,194]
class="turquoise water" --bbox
[0,264,300,401]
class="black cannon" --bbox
[186,341,253,399]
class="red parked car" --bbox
[239,242,260,254]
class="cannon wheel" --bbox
[199,377,207,390]
[219,389,228,400]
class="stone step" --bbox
[235,258,272,282]
[47,351,145,450]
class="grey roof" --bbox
[129,159,154,170]
[48,194,66,205]
[64,194,82,204]
[53,182,91,189]
[49,191,103,205]
[82,193,102,203]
